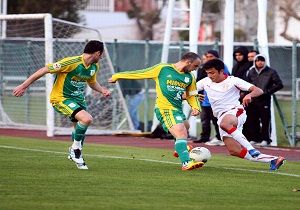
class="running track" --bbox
[0,128,299,161]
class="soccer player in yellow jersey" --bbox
[13,40,111,169]
[109,52,204,171]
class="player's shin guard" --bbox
[175,139,190,163]
[227,127,254,151]
[72,122,88,149]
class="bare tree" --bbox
[127,0,167,40]
[278,0,300,42]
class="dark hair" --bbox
[205,50,219,58]
[255,55,265,62]
[83,40,104,54]
[181,52,200,61]
[248,50,259,54]
[202,59,224,72]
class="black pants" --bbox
[243,99,272,144]
[200,106,221,141]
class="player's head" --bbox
[84,40,104,62]
[180,52,201,72]
[202,59,225,83]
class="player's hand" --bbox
[197,94,205,102]
[13,84,27,97]
[242,94,252,107]
[191,109,200,116]
[108,77,116,83]
[101,87,111,97]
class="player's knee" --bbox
[82,115,93,125]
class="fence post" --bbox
[291,40,298,146]
[144,40,150,132]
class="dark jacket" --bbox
[247,54,283,101]
[232,46,251,80]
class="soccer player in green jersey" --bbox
[13,40,111,169]
[108,52,204,171]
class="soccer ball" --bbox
[189,147,211,163]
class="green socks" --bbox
[72,122,88,148]
[175,139,190,164]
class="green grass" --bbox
[0,136,300,210]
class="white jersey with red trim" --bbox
[196,76,253,118]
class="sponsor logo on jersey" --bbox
[53,62,61,70]
[166,80,187,88]
[167,74,172,78]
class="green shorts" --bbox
[52,99,86,122]
[154,108,186,132]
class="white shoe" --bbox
[68,147,88,169]
[255,140,269,147]
[249,141,256,145]
[205,138,225,146]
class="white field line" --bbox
[1,145,300,178]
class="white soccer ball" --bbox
[189,147,211,163]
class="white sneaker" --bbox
[68,147,88,169]
[255,140,269,147]
[205,138,225,146]
[249,141,256,145]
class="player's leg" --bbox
[53,99,90,169]
[155,108,203,170]
[219,109,260,157]
[223,137,285,170]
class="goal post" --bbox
[0,13,134,136]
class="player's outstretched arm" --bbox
[88,82,111,97]
[13,66,50,97]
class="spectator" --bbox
[232,46,251,80]
[194,50,229,146]
[243,54,283,146]
[120,80,145,130]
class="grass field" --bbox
[0,136,300,210]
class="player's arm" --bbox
[88,81,111,97]
[13,66,50,97]
[108,64,161,83]
[186,76,201,116]
[242,85,263,106]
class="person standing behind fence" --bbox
[232,46,251,81]
[119,80,145,130]
[109,52,204,171]
[13,40,111,169]
[243,54,283,147]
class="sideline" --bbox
[1,144,299,178]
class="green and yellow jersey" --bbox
[47,55,98,104]
[111,63,200,111]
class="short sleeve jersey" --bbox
[112,63,200,111]
[47,55,99,104]
[197,76,253,118]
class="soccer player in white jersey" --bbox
[196,59,285,170]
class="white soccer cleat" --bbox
[68,147,88,170]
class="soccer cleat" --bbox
[68,147,88,170]
[248,149,261,158]
[181,160,204,171]
[270,156,285,171]
[173,145,193,158]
